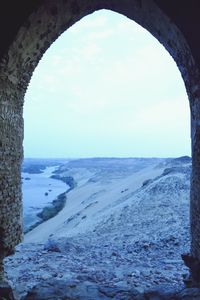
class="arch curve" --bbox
[3,0,198,94]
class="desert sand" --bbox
[5,157,191,298]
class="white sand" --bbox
[24,162,164,243]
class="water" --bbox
[22,166,67,231]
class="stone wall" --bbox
[0,0,200,284]
[0,77,24,281]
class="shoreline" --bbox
[23,167,77,234]
[24,191,68,234]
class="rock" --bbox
[143,243,150,249]
[22,279,143,300]
[141,270,151,277]
[142,179,153,187]
[144,285,179,299]
[132,270,141,277]
[113,280,128,287]
[41,274,52,280]
[98,285,144,299]
[25,279,200,300]
[43,239,61,252]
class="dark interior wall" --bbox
[0,0,200,67]
[154,0,200,69]
[0,0,42,59]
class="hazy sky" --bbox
[24,10,191,158]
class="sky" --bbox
[24,10,191,158]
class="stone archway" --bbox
[0,0,200,286]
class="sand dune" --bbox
[24,159,165,243]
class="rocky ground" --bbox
[4,157,192,299]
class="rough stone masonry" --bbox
[0,0,200,292]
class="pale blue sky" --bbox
[24,10,191,158]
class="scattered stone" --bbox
[43,239,61,252]
[20,279,200,300]
[142,179,153,187]
[22,279,144,300]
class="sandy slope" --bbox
[24,161,164,243]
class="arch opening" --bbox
[5,9,192,296]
